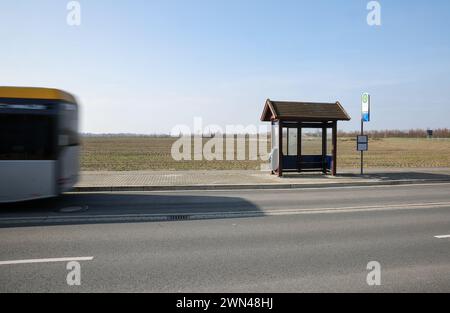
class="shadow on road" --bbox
[0,193,262,228]
[368,171,450,181]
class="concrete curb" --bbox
[73,179,450,192]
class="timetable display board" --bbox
[357,135,368,151]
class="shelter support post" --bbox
[322,124,327,174]
[297,122,302,172]
[332,121,337,176]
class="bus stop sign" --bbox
[362,93,370,122]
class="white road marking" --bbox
[0,256,94,266]
[434,235,450,239]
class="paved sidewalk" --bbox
[74,168,450,191]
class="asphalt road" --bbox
[0,183,450,292]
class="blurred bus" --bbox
[0,87,80,203]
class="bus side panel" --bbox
[0,161,56,203]
[58,146,80,193]
[57,101,79,193]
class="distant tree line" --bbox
[338,128,450,138]
[81,128,450,139]
[81,133,172,138]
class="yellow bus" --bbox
[0,87,80,202]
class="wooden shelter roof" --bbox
[261,99,351,122]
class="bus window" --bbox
[0,114,57,160]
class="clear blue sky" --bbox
[1,0,449,133]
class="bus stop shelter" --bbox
[261,99,351,177]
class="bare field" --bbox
[81,136,450,171]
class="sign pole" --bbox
[361,118,364,175]
[360,92,370,176]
